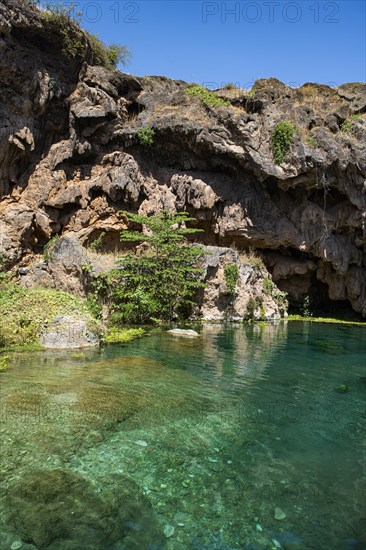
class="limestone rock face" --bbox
[200,247,287,321]
[0,0,365,316]
[39,315,99,349]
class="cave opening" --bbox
[127,101,145,121]
[286,274,360,319]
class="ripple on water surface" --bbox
[0,322,365,549]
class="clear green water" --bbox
[0,322,365,550]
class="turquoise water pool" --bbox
[0,322,365,549]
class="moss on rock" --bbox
[0,275,102,348]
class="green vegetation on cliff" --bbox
[224,263,239,295]
[27,1,130,69]
[340,114,362,134]
[271,120,297,164]
[137,127,155,146]
[186,85,230,108]
[0,273,99,348]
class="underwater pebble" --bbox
[134,440,148,447]
[164,525,175,538]
[11,543,23,550]
[177,532,190,544]
[174,512,190,524]
[274,507,286,521]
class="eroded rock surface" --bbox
[0,0,365,316]
[39,314,99,349]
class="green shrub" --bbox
[44,2,85,58]
[86,33,131,70]
[223,83,237,90]
[263,277,275,294]
[34,2,130,67]
[186,85,230,108]
[224,263,239,295]
[137,127,155,146]
[106,44,131,68]
[0,355,10,372]
[272,120,297,164]
[340,114,361,134]
[306,135,317,148]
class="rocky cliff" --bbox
[1,0,365,318]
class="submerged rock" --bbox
[163,525,175,538]
[274,507,287,521]
[5,469,164,549]
[167,329,199,337]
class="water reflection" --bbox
[0,323,365,549]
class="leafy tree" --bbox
[112,211,206,324]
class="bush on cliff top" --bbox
[186,85,230,108]
[28,1,130,69]
[86,33,131,70]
